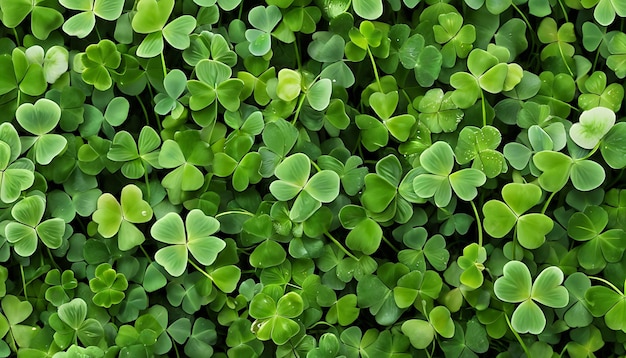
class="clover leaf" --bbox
[585,284,626,332]
[5,194,65,257]
[533,151,605,192]
[568,205,626,271]
[398,34,443,87]
[44,269,78,307]
[369,91,416,141]
[48,298,104,349]
[402,306,455,349]
[107,126,162,180]
[433,12,476,68]
[483,183,553,249]
[16,98,67,165]
[415,88,463,134]
[187,59,244,113]
[75,39,121,91]
[131,0,197,58]
[92,184,153,251]
[578,71,624,111]
[455,125,506,178]
[151,209,225,277]
[158,130,212,202]
[339,205,382,255]
[580,0,626,26]
[246,5,282,56]
[570,107,616,150]
[0,0,63,40]
[413,142,486,207]
[494,261,568,334]
[60,0,125,38]
[89,263,128,308]
[250,292,303,345]
[270,153,340,222]
[0,123,34,204]
[457,243,487,289]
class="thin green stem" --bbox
[381,235,399,252]
[136,95,155,130]
[143,164,152,202]
[291,94,307,125]
[588,276,624,295]
[541,190,558,214]
[511,4,536,45]
[470,201,484,247]
[20,265,28,300]
[581,142,601,160]
[504,313,532,358]
[12,28,20,47]
[294,39,302,69]
[324,232,358,260]
[215,210,255,218]
[366,47,382,90]
[480,90,487,127]
[139,244,153,264]
[557,0,569,22]
[189,260,213,280]
[47,247,60,270]
[160,52,168,78]
[310,160,322,173]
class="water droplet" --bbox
[141,210,147,216]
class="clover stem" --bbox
[592,47,601,73]
[143,165,152,202]
[540,190,558,214]
[480,90,487,128]
[136,95,154,130]
[291,94,307,125]
[173,340,181,358]
[188,260,213,281]
[588,276,624,295]
[470,201,484,247]
[46,247,60,270]
[215,210,255,218]
[95,26,102,41]
[139,244,153,264]
[324,231,359,260]
[556,38,574,77]
[20,265,28,300]
[581,142,601,160]
[286,282,303,290]
[511,4,536,50]
[504,313,532,358]
[12,28,20,47]
[381,235,399,252]
[310,160,322,173]
[555,0,569,22]
[160,52,168,78]
[366,47,382,91]
[294,39,302,70]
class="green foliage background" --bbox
[0,0,624,357]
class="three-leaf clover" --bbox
[151,209,226,277]
[16,98,68,165]
[59,0,124,38]
[249,292,304,345]
[5,194,65,257]
[533,151,605,192]
[92,184,153,251]
[585,282,626,332]
[568,205,626,271]
[269,153,340,222]
[494,261,568,334]
[246,5,282,56]
[107,126,162,180]
[0,123,34,204]
[48,298,104,349]
[482,183,553,249]
[187,59,244,113]
[413,142,486,208]
[131,0,197,58]
[74,39,121,91]
[455,125,507,178]
[402,306,455,349]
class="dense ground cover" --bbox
[0,0,625,356]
